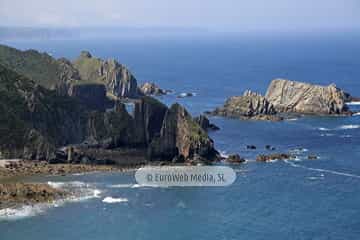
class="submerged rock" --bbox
[265,79,351,115]
[226,154,246,164]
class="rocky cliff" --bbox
[149,104,218,161]
[73,51,139,98]
[0,45,140,99]
[265,79,351,115]
[0,63,217,163]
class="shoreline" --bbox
[0,160,144,210]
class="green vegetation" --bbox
[0,44,62,88]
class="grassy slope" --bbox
[0,44,61,89]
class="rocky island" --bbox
[210,79,354,120]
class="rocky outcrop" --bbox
[73,51,139,98]
[265,79,351,115]
[139,82,169,96]
[210,90,280,121]
[225,154,245,164]
[0,183,66,208]
[194,115,220,131]
[0,64,217,163]
[149,104,219,161]
[256,153,295,162]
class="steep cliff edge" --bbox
[265,79,351,115]
[0,63,217,163]
[149,104,218,161]
[73,51,139,98]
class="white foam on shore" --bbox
[0,205,46,221]
[284,160,360,179]
[0,182,102,221]
[102,197,128,204]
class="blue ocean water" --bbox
[1,32,360,239]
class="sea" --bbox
[0,32,360,239]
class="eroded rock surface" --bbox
[265,79,351,115]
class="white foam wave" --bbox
[284,160,360,179]
[0,205,45,221]
[347,101,360,105]
[338,125,360,130]
[286,118,298,121]
[220,151,229,158]
[317,125,360,131]
[108,184,134,188]
[0,181,102,221]
[102,197,128,204]
[352,112,360,116]
[47,181,87,189]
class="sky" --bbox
[0,0,359,32]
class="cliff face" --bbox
[211,90,278,120]
[0,63,217,163]
[73,51,139,98]
[265,79,350,115]
[149,104,218,161]
[0,45,140,99]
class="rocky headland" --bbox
[210,79,354,120]
[0,44,219,166]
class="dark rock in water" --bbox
[226,154,245,163]
[247,145,257,150]
[139,82,169,96]
[177,92,194,98]
[256,153,294,162]
[265,145,276,151]
[265,79,352,115]
[308,154,318,160]
[194,115,220,132]
[210,90,281,121]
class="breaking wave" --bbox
[102,197,128,204]
[284,160,360,179]
[0,181,102,221]
[346,101,360,106]
[317,125,360,131]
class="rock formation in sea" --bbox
[149,104,219,162]
[265,79,351,115]
[210,79,353,120]
[0,61,218,164]
[139,82,169,96]
[210,90,282,121]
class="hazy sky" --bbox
[1,0,359,31]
